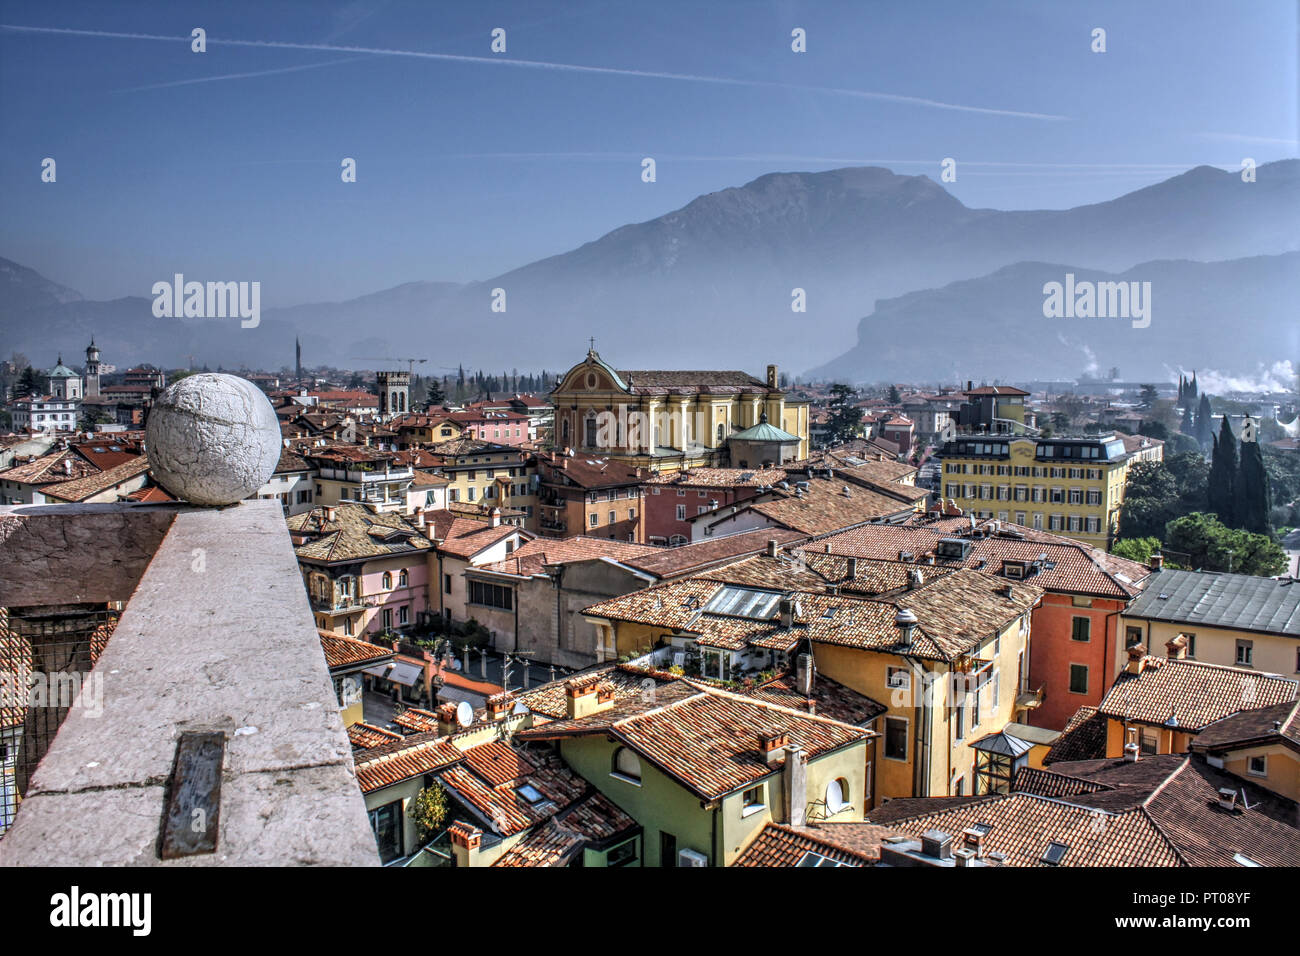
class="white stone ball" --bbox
[146,373,281,506]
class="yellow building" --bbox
[424,438,538,523]
[939,433,1163,548]
[1120,568,1300,677]
[1093,645,1298,760]
[580,555,1042,804]
[550,348,809,473]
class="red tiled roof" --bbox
[353,732,464,793]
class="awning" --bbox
[364,660,424,687]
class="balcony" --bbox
[0,500,378,865]
[316,465,414,484]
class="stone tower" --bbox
[85,338,101,398]
[376,370,410,420]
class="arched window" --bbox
[561,418,570,446]
[717,423,725,446]
[825,778,851,814]
[398,569,408,587]
[382,571,393,590]
[612,746,642,783]
[669,534,688,547]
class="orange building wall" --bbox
[1027,593,1126,731]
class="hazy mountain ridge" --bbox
[1,160,1295,374]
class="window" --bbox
[589,513,598,527]
[1236,640,1253,667]
[1125,625,1143,647]
[1183,633,1196,658]
[825,778,851,815]
[1248,755,1268,777]
[468,580,513,610]
[608,510,616,525]
[612,747,642,784]
[886,666,910,690]
[368,801,404,864]
[398,605,409,625]
[1071,617,1091,642]
[443,574,452,594]
[884,717,908,761]
[660,832,677,867]
[399,569,408,587]
[676,504,686,521]
[343,617,354,636]
[382,571,393,590]
[381,609,392,630]
[1140,729,1158,754]
[606,839,638,867]
[1068,664,1088,695]
[1041,841,1069,866]
[741,784,766,817]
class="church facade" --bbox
[549,349,809,473]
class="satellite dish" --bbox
[512,699,530,716]
[455,700,474,727]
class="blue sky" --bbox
[1,0,1295,306]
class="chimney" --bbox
[783,743,808,825]
[795,653,813,697]
[63,457,73,476]
[895,608,918,646]
[1165,634,1188,660]
[961,827,986,859]
[1149,553,1164,571]
[1124,726,1140,762]
[760,729,790,767]
[766,538,779,557]
[447,821,483,866]
[1126,643,1147,675]
[908,568,924,590]
[324,506,337,523]
[778,597,795,629]
[954,848,977,867]
[489,506,502,528]
[485,692,513,721]
[564,674,614,719]
[436,702,459,736]
[1216,787,1239,812]
[921,829,953,861]
[846,557,858,578]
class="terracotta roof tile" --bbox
[1097,658,1298,731]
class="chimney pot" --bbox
[766,538,779,557]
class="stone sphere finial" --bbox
[146,373,281,506]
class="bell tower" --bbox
[85,338,101,398]
[376,370,410,420]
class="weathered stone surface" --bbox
[146,373,281,506]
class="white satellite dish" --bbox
[455,700,474,727]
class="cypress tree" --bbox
[1189,371,1198,400]
[1180,400,1195,437]
[1207,416,1238,527]
[1195,394,1214,447]
[1237,436,1271,534]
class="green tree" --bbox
[408,781,449,844]
[16,365,40,396]
[1138,384,1159,409]
[1111,536,1163,565]
[887,385,901,404]
[1207,416,1238,527]
[1164,512,1286,576]
[826,384,863,444]
[1194,395,1213,447]
[1236,438,1271,534]
[425,378,446,408]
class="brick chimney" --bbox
[1149,553,1163,571]
[1165,634,1188,660]
[1126,643,1147,675]
[447,821,483,866]
[489,507,502,528]
[778,597,795,629]
[784,743,808,825]
[485,692,513,720]
[760,729,790,767]
[436,702,459,736]
[961,826,986,859]
[564,673,614,719]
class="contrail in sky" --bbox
[0,23,1070,120]
[112,56,369,93]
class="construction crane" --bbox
[349,356,429,375]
